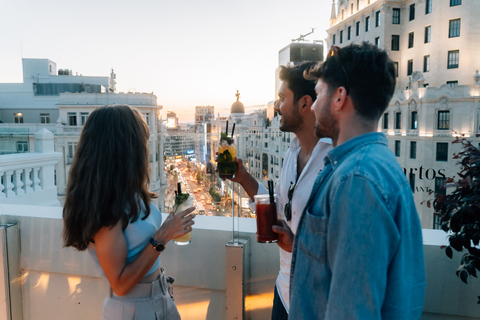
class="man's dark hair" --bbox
[278,61,318,104]
[307,42,396,120]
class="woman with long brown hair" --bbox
[63,105,194,319]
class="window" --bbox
[411,111,418,129]
[365,16,370,32]
[375,11,380,27]
[342,9,344,20]
[435,177,446,196]
[392,8,400,24]
[449,19,461,38]
[351,3,354,14]
[16,141,28,153]
[80,112,89,125]
[408,32,414,48]
[438,110,450,130]
[447,50,459,69]
[426,0,432,14]
[410,141,417,159]
[447,81,458,87]
[68,112,77,126]
[40,113,50,124]
[409,4,415,21]
[407,59,413,76]
[450,0,461,6]
[423,55,430,73]
[375,37,380,47]
[383,113,389,129]
[333,34,336,45]
[409,173,416,192]
[347,26,351,40]
[67,142,78,164]
[436,142,448,161]
[393,62,399,77]
[14,113,23,123]
[395,140,401,157]
[433,213,442,230]
[391,35,400,51]
[356,21,360,36]
[145,113,150,126]
[395,112,402,129]
[357,0,359,11]
[340,30,343,44]
[424,26,431,43]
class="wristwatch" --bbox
[149,238,166,252]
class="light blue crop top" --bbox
[87,202,163,278]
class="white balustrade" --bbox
[12,170,25,196]
[23,168,33,193]
[4,171,15,198]
[32,167,41,191]
[0,174,5,199]
[0,129,61,206]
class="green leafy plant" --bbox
[431,134,480,303]
[209,187,222,202]
[175,192,189,207]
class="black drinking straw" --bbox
[225,121,229,135]
[268,180,274,205]
[177,182,182,195]
[231,123,236,137]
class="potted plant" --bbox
[430,134,480,303]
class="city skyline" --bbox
[0,0,331,123]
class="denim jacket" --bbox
[289,132,426,319]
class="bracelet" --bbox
[166,275,175,284]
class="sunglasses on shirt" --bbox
[283,181,296,221]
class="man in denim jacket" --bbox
[289,42,426,319]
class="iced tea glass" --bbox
[254,194,279,243]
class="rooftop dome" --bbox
[230,90,245,114]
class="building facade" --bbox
[0,59,168,209]
[328,0,480,228]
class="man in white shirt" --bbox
[227,62,332,319]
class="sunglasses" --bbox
[328,45,350,94]
[284,181,296,221]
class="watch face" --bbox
[150,238,165,252]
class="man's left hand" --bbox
[272,220,294,252]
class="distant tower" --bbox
[330,0,337,24]
[230,90,245,115]
[109,68,116,92]
[166,111,178,128]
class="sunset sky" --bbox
[0,0,331,122]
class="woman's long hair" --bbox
[63,105,156,251]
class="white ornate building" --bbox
[0,59,168,209]
[328,0,480,228]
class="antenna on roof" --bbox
[291,28,315,42]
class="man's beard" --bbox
[279,108,302,133]
[314,101,338,140]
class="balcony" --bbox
[0,204,479,319]
[0,129,60,207]
[1,130,480,319]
